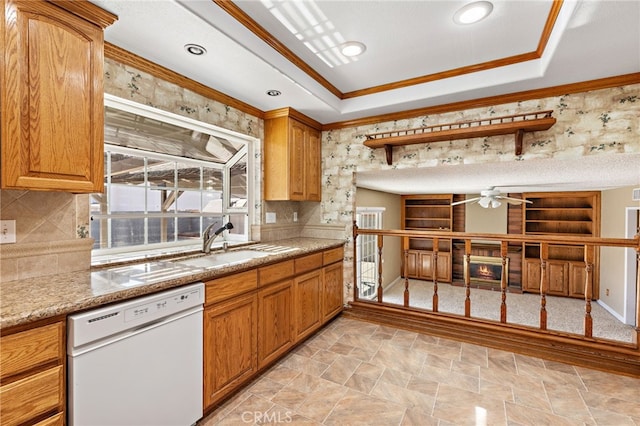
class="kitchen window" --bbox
[91,95,256,260]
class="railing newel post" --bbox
[464,239,471,317]
[432,237,439,313]
[540,242,548,330]
[500,241,508,323]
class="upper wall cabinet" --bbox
[1,0,116,193]
[264,108,321,201]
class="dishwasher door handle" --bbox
[69,305,203,357]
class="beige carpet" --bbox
[381,279,636,343]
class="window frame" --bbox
[91,95,257,261]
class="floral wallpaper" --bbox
[321,84,640,302]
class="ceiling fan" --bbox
[451,187,532,209]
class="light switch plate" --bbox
[0,220,16,244]
[265,212,276,224]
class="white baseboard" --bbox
[596,299,625,323]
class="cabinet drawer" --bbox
[259,260,294,286]
[1,322,64,380]
[294,253,322,274]
[34,412,64,426]
[0,365,64,426]
[205,270,258,305]
[323,247,344,265]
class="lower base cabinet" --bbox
[523,258,592,298]
[258,279,294,369]
[203,293,257,408]
[203,246,344,413]
[406,250,452,282]
[0,320,65,426]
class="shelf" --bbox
[364,111,556,165]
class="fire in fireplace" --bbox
[465,255,507,285]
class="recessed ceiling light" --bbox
[340,41,366,57]
[453,1,493,25]
[184,43,207,56]
[266,90,281,96]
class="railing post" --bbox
[377,234,384,304]
[500,241,508,323]
[464,239,471,317]
[353,221,359,302]
[635,248,640,346]
[432,237,439,313]
[539,242,548,330]
[402,236,409,306]
[584,245,594,338]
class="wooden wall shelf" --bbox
[364,111,556,165]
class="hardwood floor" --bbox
[199,316,640,425]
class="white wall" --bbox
[600,186,640,317]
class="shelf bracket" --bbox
[515,129,524,156]
[384,144,393,166]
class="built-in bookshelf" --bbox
[401,195,452,282]
[522,191,600,298]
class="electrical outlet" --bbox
[293,212,298,222]
[605,288,610,296]
[0,220,16,244]
[265,212,276,224]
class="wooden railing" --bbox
[351,227,640,351]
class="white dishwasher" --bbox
[68,282,204,426]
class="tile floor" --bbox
[199,316,640,425]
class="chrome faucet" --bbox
[202,222,234,253]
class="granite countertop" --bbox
[0,238,345,329]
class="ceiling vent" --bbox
[633,188,640,201]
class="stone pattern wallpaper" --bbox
[321,85,640,302]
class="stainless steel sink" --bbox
[171,249,272,269]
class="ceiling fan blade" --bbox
[498,195,533,205]
[451,197,481,206]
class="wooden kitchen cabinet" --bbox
[322,247,344,322]
[0,319,65,426]
[293,269,323,341]
[203,270,258,409]
[264,108,322,201]
[258,279,294,368]
[203,292,257,408]
[1,0,116,192]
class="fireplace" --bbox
[465,255,508,285]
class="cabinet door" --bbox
[547,261,569,296]
[258,280,293,369]
[405,250,419,278]
[294,270,322,340]
[2,0,106,192]
[288,120,306,200]
[322,262,343,322]
[569,262,590,298]
[204,293,257,409]
[523,259,541,292]
[435,252,452,282]
[305,127,321,201]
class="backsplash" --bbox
[0,190,91,281]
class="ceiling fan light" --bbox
[491,199,501,208]
[478,197,491,208]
